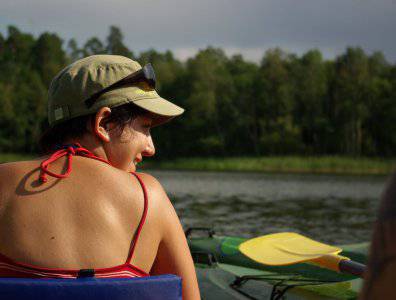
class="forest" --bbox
[0,25,395,158]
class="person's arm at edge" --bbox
[138,173,200,300]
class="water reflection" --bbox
[150,170,387,244]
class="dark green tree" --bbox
[83,37,106,56]
[31,32,67,86]
[67,38,83,62]
[364,52,395,156]
[0,26,37,152]
[293,49,329,154]
[184,47,234,155]
[330,47,370,155]
[255,48,300,154]
[226,54,260,155]
[0,33,4,57]
[2,26,35,64]
[106,26,133,58]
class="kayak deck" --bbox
[188,230,367,299]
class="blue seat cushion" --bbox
[0,275,182,300]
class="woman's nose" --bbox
[142,136,155,157]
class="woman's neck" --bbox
[63,136,108,162]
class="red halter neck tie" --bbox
[39,143,111,183]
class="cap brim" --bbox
[132,96,184,126]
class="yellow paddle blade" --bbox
[239,232,342,266]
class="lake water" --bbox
[150,170,388,244]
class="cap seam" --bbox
[97,92,161,103]
[95,63,135,69]
[92,95,160,108]
[132,95,163,102]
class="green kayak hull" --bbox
[188,233,367,299]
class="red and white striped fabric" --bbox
[0,253,149,278]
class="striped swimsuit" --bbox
[0,144,149,279]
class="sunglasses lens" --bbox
[142,64,156,88]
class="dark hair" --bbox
[39,103,148,154]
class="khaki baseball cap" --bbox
[48,55,184,127]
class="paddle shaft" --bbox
[313,254,366,278]
[339,259,366,278]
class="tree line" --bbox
[0,25,395,157]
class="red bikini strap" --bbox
[39,143,111,183]
[126,172,149,264]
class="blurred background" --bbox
[0,0,395,243]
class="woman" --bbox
[360,172,396,299]
[0,55,200,299]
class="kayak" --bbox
[187,228,368,300]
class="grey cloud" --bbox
[0,0,395,62]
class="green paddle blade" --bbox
[239,232,342,266]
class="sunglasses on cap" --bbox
[84,63,156,108]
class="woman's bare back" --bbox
[0,156,161,273]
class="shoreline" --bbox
[1,154,394,176]
[142,156,395,176]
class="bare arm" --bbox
[139,173,200,300]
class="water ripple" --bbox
[150,170,386,244]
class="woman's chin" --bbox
[129,163,137,172]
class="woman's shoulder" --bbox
[134,172,174,213]
[0,159,41,182]
[0,159,42,206]
[135,172,162,188]
[134,172,169,199]
[0,158,41,169]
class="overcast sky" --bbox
[1,0,395,63]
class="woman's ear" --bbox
[92,107,112,142]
